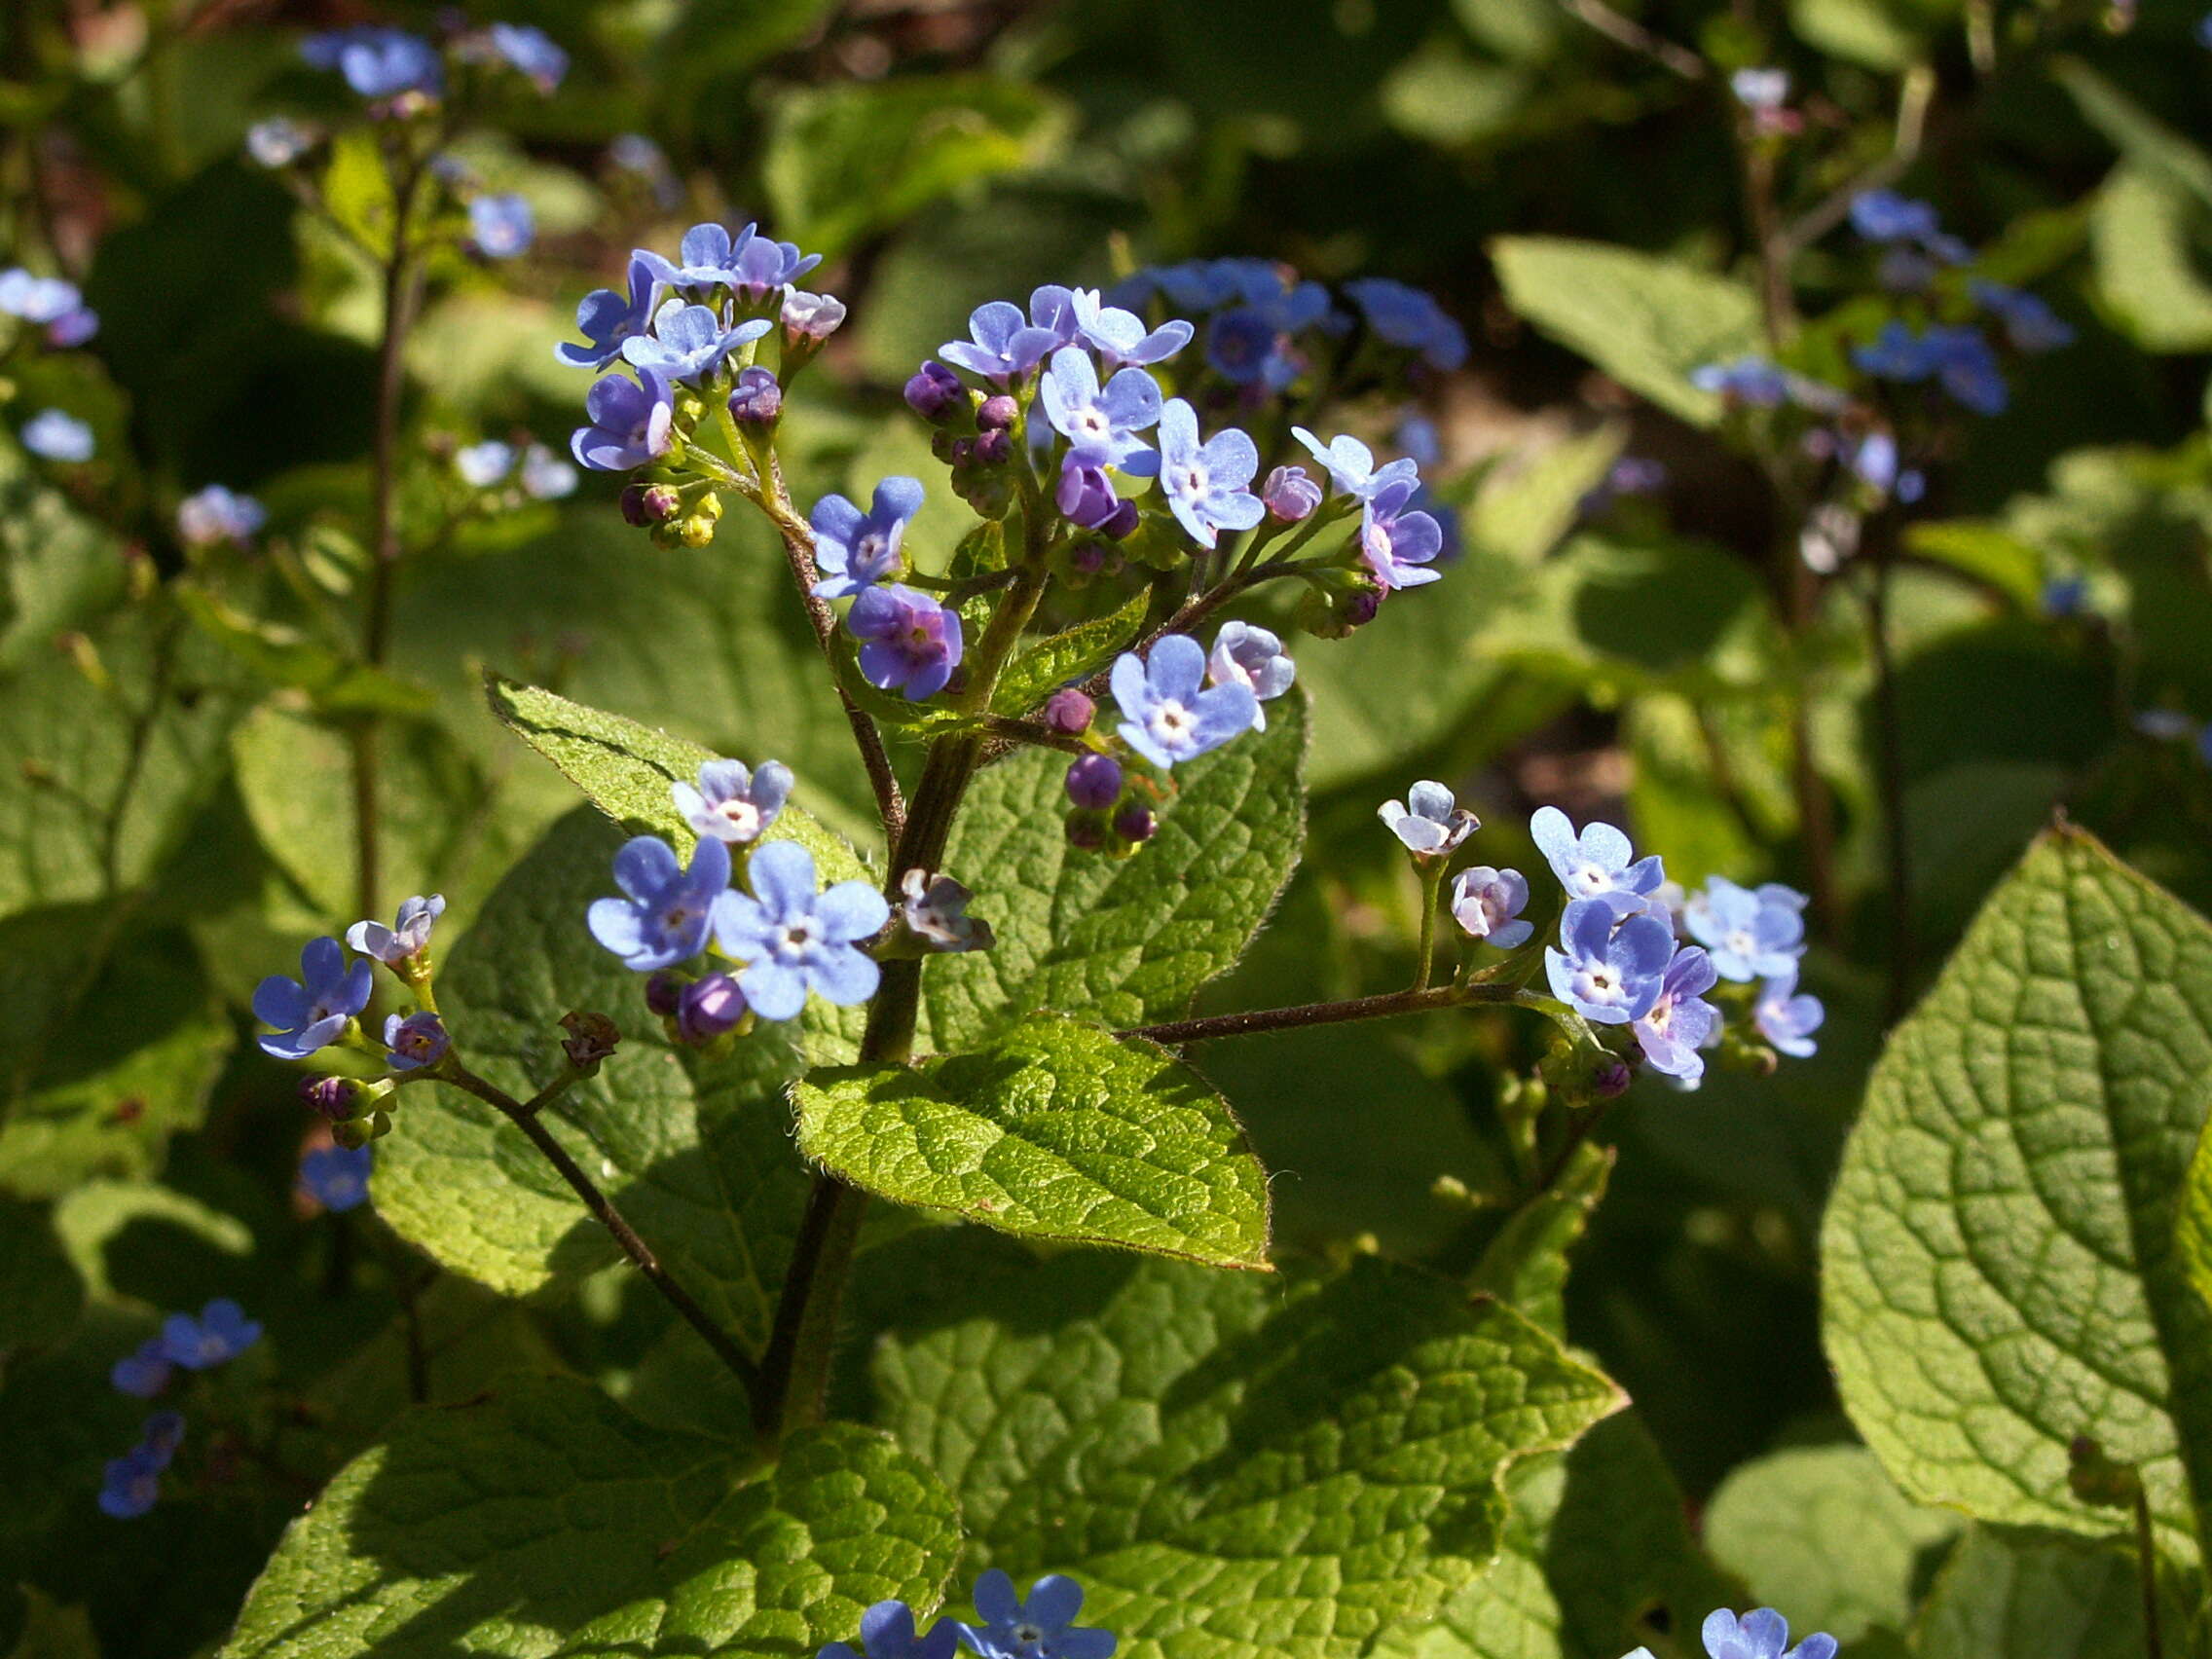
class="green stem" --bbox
[1118,979,1542,1047]
[1413,861,1445,992]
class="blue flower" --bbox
[589,835,731,972]
[21,409,92,461]
[1156,399,1263,550]
[1684,876,1806,981]
[571,369,675,471]
[620,301,770,384]
[1853,322,2008,414]
[142,1411,185,1463]
[244,115,314,166]
[1291,427,1418,500]
[727,237,824,305]
[710,841,889,1021]
[487,22,568,91]
[1451,866,1533,949]
[558,257,664,370]
[1068,288,1193,367]
[1970,279,2075,352]
[1730,67,1788,108]
[674,758,794,845]
[962,1570,1116,1659]
[457,441,515,487]
[176,485,267,547]
[384,1011,449,1072]
[638,222,760,293]
[784,290,848,342]
[813,477,925,600]
[1701,1607,1837,1659]
[900,869,993,953]
[253,938,374,1060]
[98,1446,164,1520]
[2043,573,2088,617]
[940,301,1061,382]
[1690,356,1791,407]
[1754,966,1825,1059]
[111,1338,173,1399]
[520,444,576,499]
[847,584,964,701]
[1111,634,1257,768]
[1040,348,1162,473]
[1206,621,1295,730]
[820,1600,959,1659]
[469,195,535,259]
[348,894,446,965]
[1342,277,1467,370]
[1634,946,1721,1082]
[1379,781,1477,856]
[302,27,443,99]
[1530,806,1664,916]
[0,268,83,323]
[1848,190,1942,245]
[161,1298,262,1370]
[300,1144,374,1213]
[1546,898,1675,1026]
[1359,477,1445,590]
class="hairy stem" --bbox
[441,1063,761,1396]
[1120,980,1536,1047]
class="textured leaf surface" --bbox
[991,591,1150,719]
[919,692,1305,1051]
[867,1237,1622,1659]
[1702,1444,1961,1644]
[374,809,845,1347]
[1911,1527,2156,1659]
[221,1379,960,1659]
[1490,239,1759,425]
[1821,829,2212,1557]
[797,1014,1270,1269]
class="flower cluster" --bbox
[299,18,567,106]
[455,438,578,503]
[817,1572,1114,1659]
[0,265,98,348]
[177,484,267,549]
[1624,1606,1836,1659]
[101,1299,263,1519]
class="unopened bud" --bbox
[299,1074,391,1123]
[970,428,1014,467]
[678,512,718,548]
[1591,1058,1633,1099]
[677,973,748,1043]
[1113,802,1157,844]
[1065,753,1123,810]
[1099,498,1140,540]
[1044,688,1094,735]
[622,482,682,526]
[1263,464,1322,523]
[727,367,782,426]
[644,971,685,1017]
[331,1109,392,1150]
[904,360,968,425]
[1064,812,1108,851]
[976,394,1018,432]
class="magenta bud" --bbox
[1099,498,1140,540]
[1263,463,1322,522]
[1065,753,1124,810]
[1344,588,1382,629]
[1044,688,1095,735]
[976,394,1018,432]
[645,971,684,1017]
[970,428,1013,466]
[299,1075,353,1122]
[727,366,782,425]
[904,360,967,424]
[622,483,682,527]
[1592,1058,1634,1099]
[1113,802,1157,844]
[677,973,748,1043]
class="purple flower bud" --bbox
[1100,499,1140,540]
[1344,588,1382,629]
[1069,541,1109,574]
[1263,464,1322,523]
[904,360,967,424]
[977,394,1018,432]
[727,367,782,425]
[1057,461,1121,529]
[645,970,684,1016]
[299,1075,353,1122]
[621,483,682,526]
[1114,802,1157,844]
[1044,688,1095,734]
[1065,753,1124,809]
[971,428,1014,466]
[677,973,748,1042]
[1065,814,1108,851]
[1592,1058,1634,1099]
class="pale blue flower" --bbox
[21,409,92,461]
[558,257,662,371]
[300,1144,374,1213]
[1291,426,1417,499]
[1702,1607,1837,1659]
[588,835,730,971]
[1451,866,1532,949]
[1156,398,1263,549]
[176,485,267,546]
[1040,348,1162,472]
[813,477,924,599]
[848,584,963,700]
[940,301,1061,382]
[1684,876,1806,981]
[961,1570,1116,1659]
[348,894,445,964]
[1530,805,1664,916]
[1546,899,1675,1025]
[621,300,771,384]
[1378,781,1476,856]
[711,841,888,1020]
[383,1011,449,1072]
[456,441,515,487]
[254,938,374,1060]
[571,369,675,470]
[1359,477,1445,590]
[1068,287,1193,367]
[1754,967,1825,1058]
[1634,946,1721,1082]
[1206,621,1294,730]
[674,758,793,845]
[161,1298,262,1370]
[1111,635,1257,768]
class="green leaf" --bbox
[866,1238,1625,1659]
[1490,238,1761,425]
[1702,1444,1963,1644]
[1912,1526,2165,1659]
[0,1199,85,1355]
[220,1380,961,1659]
[1903,520,2047,609]
[2090,166,2212,354]
[918,690,1306,1052]
[1467,1144,1611,1338]
[484,675,873,889]
[991,590,1152,719]
[321,129,399,262]
[762,78,1067,259]
[2054,59,2212,213]
[6,1586,99,1659]
[175,586,435,716]
[796,1014,1271,1270]
[373,808,841,1347]
[1821,828,2212,1560]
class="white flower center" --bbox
[1174,463,1208,498]
[1726,928,1754,960]
[855,531,890,569]
[1575,966,1620,1004]
[771,920,816,960]
[1574,865,1608,894]
[1075,409,1109,440]
[717,799,762,838]
[1149,700,1197,745]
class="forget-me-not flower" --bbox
[1292,427,1418,499]
[469,194,535,259]
[245,117,314,167]
[1754,967,1825,1058]
[571,369,676,471]
[820,1599,961,1659]
[711,841,888,1020]
[728,237,822,306]
[519,443,576,499]
[1684,876,1805,981]
[1359,476,1445,590]
[1040,348,1162,473]
[300,1144,374,1213]
[0,269,83,324]
[1451,866,1533,949]
[812,477,925,600]
[1343,277,1467,370]
[558,257,663,371]
[1690,357,1792,407]
[254,938,374,1060]
[1700,1606,1838,1659]
[674,758,794,845]
[1379,781,1477,856]
[621,300,771,384]
[176,485,266,547]
[849,584,964,701]
[1068,288,1193,367]
[940,301,1061,382]
[1633,946,1721,1082]
[111,1338,173,1399]
[457,441,515,488]
[639,222,760,294]
[384,1011,449,1072]
[589,835,731,971]
[99,1446,165,1520]
[21,409,92,461]
[962,1570,1116,1659]
[487,22,568,91]
[1971,279,2075,353]
[1156,399,1263,549]
[1206,621,1294,730]
[901,869,993,952]
[162,1298,262,1370]
[1530,806,1665,916]
[303,26,443,99]
[1547,899,1675,1025]
[348,894,446,965]
[1112,634,1258,768]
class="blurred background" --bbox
[4,0,2212,1652]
